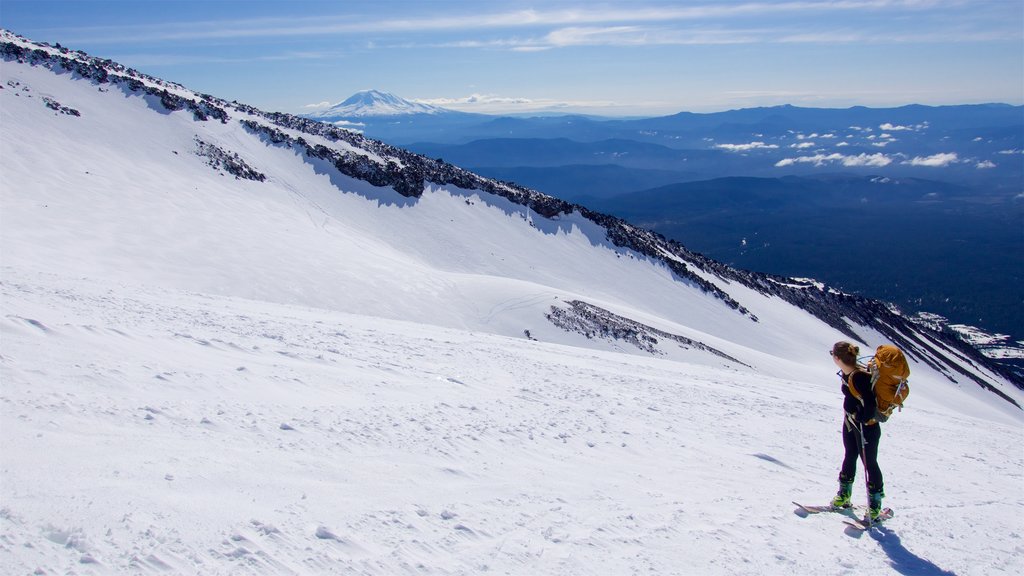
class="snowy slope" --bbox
[3,269,1023,576]
[2,30,1023,575]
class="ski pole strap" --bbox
[844,412,858,432]
[855,422,867,448]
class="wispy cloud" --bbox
[433,26,770,51]
[414,92,623,114]
[716,141,780,152]
[441,22,1019,52]
[775,152,893,167]
[542,25,763,48]
[56,0,1017,49]
[880,121,927,131]
[773,150,972,170]
[418,93,534,106]
[903,152,958,167]
[108,50,349,67]
[779,28,1021,44]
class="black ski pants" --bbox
[839,421,883,494]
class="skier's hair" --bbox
[831,341,859,366]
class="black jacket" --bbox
[842,370,878,425]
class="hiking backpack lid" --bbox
[867,345,911,420]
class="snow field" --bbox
[2,270,1022,575]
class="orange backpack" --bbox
[847,340,913,422]
[861,345,911,422]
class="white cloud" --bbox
[998,149,1022,154]
[840,153,893,167]
[775,152,892,168]
[976,160,997,169]
[65,2,929,45]
[447,25,773,51]
[419,93,534,106]
[715,141,779,152]
[904,152,959,167]
[414,92,628,114]
[331,120,365,133]
[66,2,1017,51]
[880,122,928,132]
[303,101,334,109]
[790,142,816,149]
[872,141,890,147]
[836,141,850,147]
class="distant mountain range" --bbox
[301,91,1022,195]
[301,91,1022,177]
[300,91,1024,352]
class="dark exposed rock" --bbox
[1,35,228,124]
[194,137,266,182]
[547,300,749,366]
[42,96,80,116]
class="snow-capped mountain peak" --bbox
[306,89,448,118]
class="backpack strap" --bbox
[845,369,879,425]
[844,367,871,401]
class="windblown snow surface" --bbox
[1,33,1022,575]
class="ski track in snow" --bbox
[2,270,1022,576]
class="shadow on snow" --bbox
[847,525,957,576]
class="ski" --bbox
[842,508,895,531]
[792,501,858,515]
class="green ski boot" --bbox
[831,481,854,509]
[868,489,885,520]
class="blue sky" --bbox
[2,0,1022,116]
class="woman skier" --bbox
[830,341,885,520]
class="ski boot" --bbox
[831,481,854,509]
[868,489,885,521]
